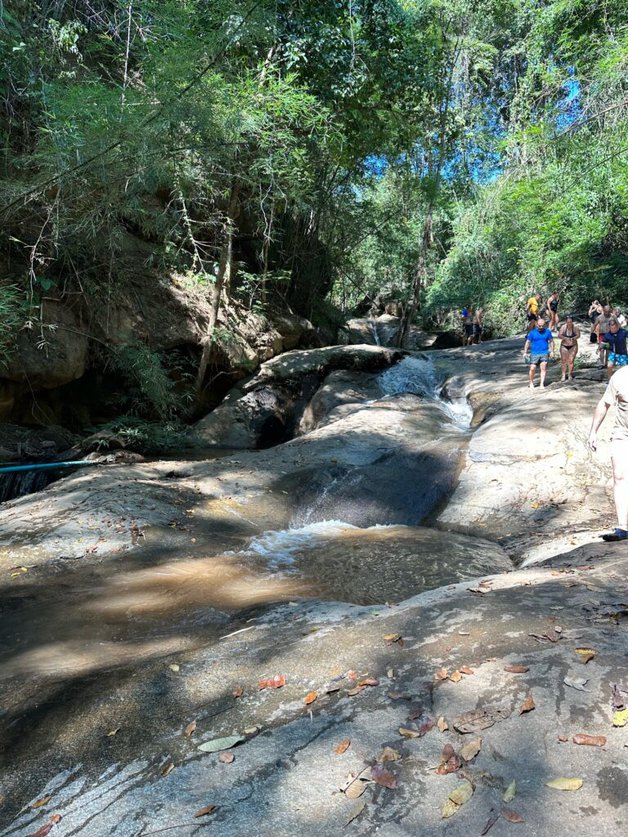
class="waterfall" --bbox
[0,468,56,503]
[379,356,472,429]
[367,319,381,346]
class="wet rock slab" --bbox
[4,546,628,836]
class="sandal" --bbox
[601,528,628,542]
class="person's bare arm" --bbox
[522,338,530,356]
[588,398,610,450]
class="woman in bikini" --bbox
[558,314,580,381]
[547,291,560,331]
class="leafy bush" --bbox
[107,344,178,419]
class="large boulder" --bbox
[2,301,88,388]
[193,344,402,448]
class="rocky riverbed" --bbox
[1,334,627,837]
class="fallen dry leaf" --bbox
[460,737,482,762]
[504,664,529,674]
[304,690,318,705]
[346,670,358,681]
[449,779,474,806]
[370,763,398,789]
[388,691,411,700]
[545,777,583,791]
[572,733,606,747]
[50,818,62,826]
[197,734,243,753]
[378,746,401,763]
[399,726,421,738]
[564,677,588,692]
[519,694,535,714]
[454,708,509,733]
[502,780,516,802]
[358,677,379,687]
[232,686,244,698]
[449,670,462,683]
[345,799,366,825]
[437,716,449,732]
[436,743,462,775]
[258,674,286,690]
[344,767,372,799]
[161,762,174,777]
[558,735,568,742]
[31,797,52,809]
[502,809,525,823]
[347,685,364,696]
[435,668,449,681]
[441,798,459,818]
[184,720,197,737]
[575,647,596,664]
[335,738,351,755]
[384,633,402,643]
[194,804,217,817]
[27,825,53,837]
[613,708,628,727]
[460,665,474,676]
[218,752,235,764]
[387,667,396,679]
[106,727,120,737]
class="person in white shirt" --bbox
[588,365,628,540]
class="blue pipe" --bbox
[0,460,97,475]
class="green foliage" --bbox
[87,416,189,455]
[0,283,27,367]
[107,344,179,420]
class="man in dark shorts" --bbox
[472,307,484,344]
[523,317,555,389]
[604,318,628,378]
[526,292,541,331]
[596,305,613,366]
[461,306,474,345]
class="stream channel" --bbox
[0,353,515,828]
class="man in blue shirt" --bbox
[522,317,555,389]
[603,318,628,379]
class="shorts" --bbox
[473,324,482,336]
[530,353,549,366]
[590,332,598,344]
[527,313,538,321]
[608,353,628,366]
[464,324,473,336]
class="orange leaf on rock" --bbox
[258,674,286,690]
[347,670,358,681]
[304,691,318,705]
[219,752,235,763]
[335,738,351,755]
[437,716,449,732]
[32,797,52,809]
[449,670,462,683]
[232,686,244,698]
[27,826,53,837]
[460,666,474,676]
[50,818,62,826]
[572,733,606,747]
[519,694,535,714]
[347,685,364,696]
[184,720,196,737]
[504,664,529,673]
[435,668,448,681]
[358,677,379,687]
[194,804,217,817]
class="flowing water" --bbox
[1,357,475,683]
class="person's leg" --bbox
[611,440,628,530]
[568,347,576,378]
[607,359,615,379]
[539,359,548,387]
[528,358,536,388]
[560,347,567,380]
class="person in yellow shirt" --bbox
[526,292,541,332]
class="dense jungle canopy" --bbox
[1,0,626,406]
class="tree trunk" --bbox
[195,182,239,396]
[396,205,433,348]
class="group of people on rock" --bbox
[460,305,484,345]
[522,291,628,389]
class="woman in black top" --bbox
[558,315,580,381]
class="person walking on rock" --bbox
[461,306,473,345]
[523,317,555,389]
[547,291,560,332]
[596,305,613,367]
[526,292,541,331]
[588,364,628,541]
[603,318,628,378]
[472,307,484,344]
[558,315,580,381]
[588,299,603,344]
